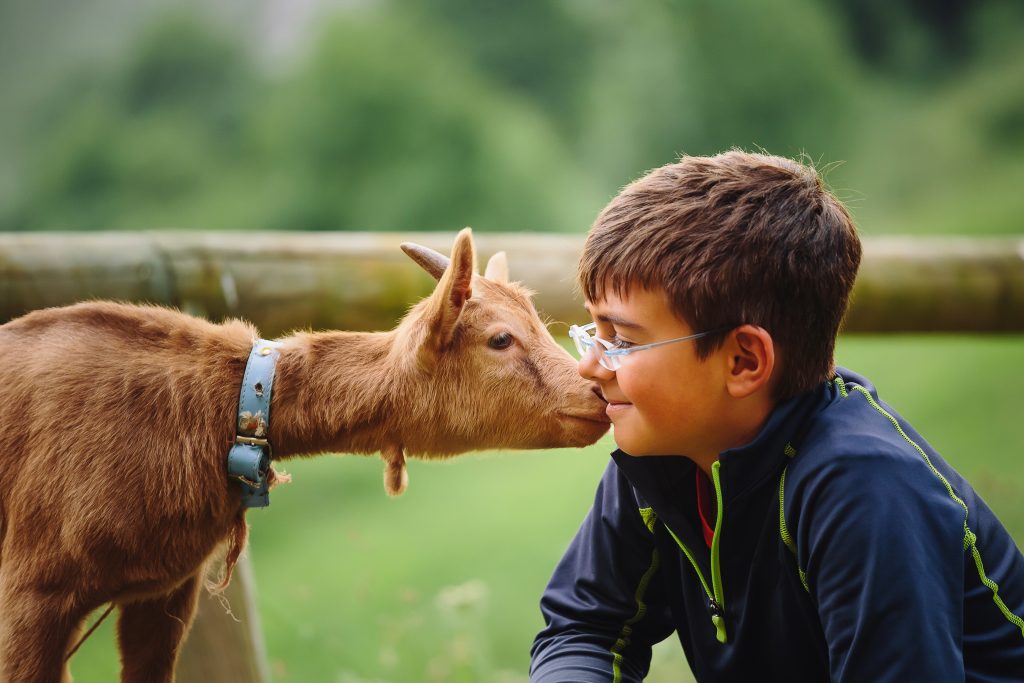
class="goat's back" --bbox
[0,302,257,589]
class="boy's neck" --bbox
[692,394,777,478]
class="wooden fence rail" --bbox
[2,232,1023,333]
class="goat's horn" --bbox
[401,242,450,281]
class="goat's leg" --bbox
[61,621,83,683]
[0,575,84,683]
[116,573,201,683]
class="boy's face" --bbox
[581,286,730,461]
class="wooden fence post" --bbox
[177,554,271,682]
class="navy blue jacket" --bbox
[531,369,1024,682]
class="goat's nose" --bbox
[591,384,607,403]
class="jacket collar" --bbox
[716,383,828,501]
[611,380,831,509]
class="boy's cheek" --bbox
[609,407,661,456]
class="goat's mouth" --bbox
[557,411,612,426]
[550,410,611,447]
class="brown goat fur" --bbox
[0,229,609,682]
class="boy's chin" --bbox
[612,427,686,458]
[611,429,660,457]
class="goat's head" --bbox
[394,228,610,461]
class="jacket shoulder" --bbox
[783,374,969,546]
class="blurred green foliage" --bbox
[2,0,1022,234]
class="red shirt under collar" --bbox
[695,469,716,549]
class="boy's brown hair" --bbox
[578,150,862,400]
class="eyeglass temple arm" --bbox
[604,329,722,356]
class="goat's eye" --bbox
[488,332,514,350]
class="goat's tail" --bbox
[206,512,248,594]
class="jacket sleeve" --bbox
[530,460,676,683]
[792,451,967,683]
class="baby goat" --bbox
[0,229,609,682]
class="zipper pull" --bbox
[709,599,727,644]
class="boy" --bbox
[530,151,1024,682]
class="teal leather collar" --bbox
[227,338,282,508]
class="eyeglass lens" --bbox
[571,326,619,371]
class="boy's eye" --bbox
[610,336,634,350]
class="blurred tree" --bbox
[7,7,596,232]
[571,0,860,192]
[830,0,1024,80]
[412,0,596,137]
[242,8,592,231]
[3,0,1022,235]
[9,14,258,231]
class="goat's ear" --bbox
[484,251,509,283]
[418,228,475,363]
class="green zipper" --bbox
[664,460,728,643]
[709,461,727,642]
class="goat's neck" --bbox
[267,330,404,459]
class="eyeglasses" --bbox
[568,322,726,371]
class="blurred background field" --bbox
[2,0,1022,680]
[64,338,1024,683]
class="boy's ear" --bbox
[417,228,476,366]
[723,325,775,399]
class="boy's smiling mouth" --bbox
[606,400,633,416]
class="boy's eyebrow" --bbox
[583,304,645,331]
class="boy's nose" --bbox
[578,348,615,381]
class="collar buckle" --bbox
[234,435,272,451]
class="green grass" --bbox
[68,335,1024,681]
